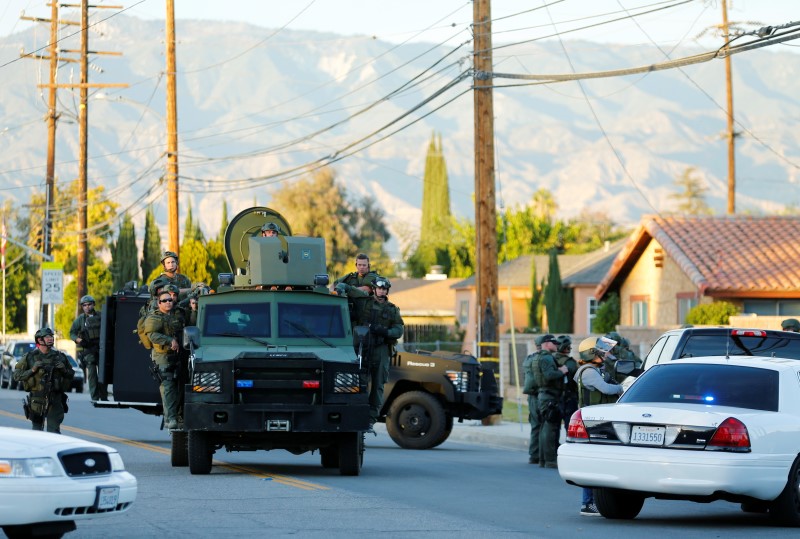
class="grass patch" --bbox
[502,396,530,423]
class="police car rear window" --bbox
[678,334,800,360]
[620,363,779,412]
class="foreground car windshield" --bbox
[620,363,779,412]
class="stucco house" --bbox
[595,215,800,328]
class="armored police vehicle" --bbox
[99,207,369,475]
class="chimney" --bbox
[424,265,447,280]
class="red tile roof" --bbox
[596,215,800,299]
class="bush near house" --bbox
[686,301,739,325]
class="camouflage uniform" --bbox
[150,272,192,298]
[69,309,107,401]
[522,349,542,464]
[536,350,565,468]
[144,309,185,427]
[14,348,75,433]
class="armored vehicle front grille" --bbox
[234,359,323,405]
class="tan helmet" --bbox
[160,250,179,264]
[578,337,599,363]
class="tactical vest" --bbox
[576,364,620,408]
[522,352,540,395]
[82,313,102,342]
[145,311,184,354]
[21,349,72,394]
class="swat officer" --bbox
[781,318,800,332]
[536,334,567,468]
[13,327,75,433]
[151,250,192,298]
[69,294,108,401]
[555,335,578,436]
[335,253,378,294]
[144,290,186,429]
[261,222,282,237]
[338,277,404,428]
[522,335,545,464]
[574,336,624,516]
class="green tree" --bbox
[526,256,542,329]
[542,249,572,333]
[270,167,357,279]
[175,238,211,285]
[182,201,204,244]
[55,260,112,337]
[205,239,228,290]
[349,195,392,274]
[669,167,712,215]
[217,201,229,243]
[686,301,739,325]
[110,213,139,291]
[445,217,475,279]
[141,205,161,284]
[593,292,620,333]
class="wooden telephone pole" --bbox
[166,0,180,255]
[24,2,126,318]
[721,0,736,214]
[473,0,499,376]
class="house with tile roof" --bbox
[595,215,800,328]
[452,240,625,344]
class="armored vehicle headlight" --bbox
[314,274,329,286]
[218,273,234,286]
[445,370,469,392]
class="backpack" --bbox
[136,306,153,350]
[522,352,540,395]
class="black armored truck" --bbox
[97,207,502,470]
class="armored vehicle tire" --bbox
[386,391,447,450]
[427,414,454,450]
[338,432,363,476]
[188,431,213,475]
[171,430,189,467]
[320,445,339,468]
[594,488,645,519]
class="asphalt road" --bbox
[1,389,798,538]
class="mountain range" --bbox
[1,14,798,258]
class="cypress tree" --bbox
[141,205,162,284]
[111,213,139,291]
[218,201,229,243]
[543,248,573,333]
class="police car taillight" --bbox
[566,410,589,441]
[730,329,766,337]
[707,417,751,452]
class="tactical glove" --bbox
[371,325,388,336]
[335,283,350,296]
[54,361,67,372]
[33,361,45,371]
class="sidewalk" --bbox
[373,418,532,452]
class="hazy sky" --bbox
[1,0,797,51]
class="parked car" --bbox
[558,356,800,526]
[1,340,36,390]
[65,354,85,393]
[0,426,137,538]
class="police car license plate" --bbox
[95,486,120,510]
[630,425,665,446]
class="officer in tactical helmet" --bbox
[781,318,800,332]
[523,334,547,464]
[13,327,75,433]
[535,334,566,469]
[574,336,624,516]
[144,290,186,429]
[150,250,192,298]
[334,253,378,294]
[338,277,404,429]
[555,335,578,440]
[261,222,282,237]
[69,294,108,401]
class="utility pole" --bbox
[473,0,499,384]
[166,0,180,255]
[24,3,126,322]
[721,0,736,214]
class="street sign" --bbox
[42,262,64,305]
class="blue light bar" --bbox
[236,380,254,388]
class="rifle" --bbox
[149,359,163,384]
[40,364,55,421]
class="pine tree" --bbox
[141,205,161,284]
[218,201,229,243]
[543,249,573,333]
[110,213,139,291]
[527,256,541,329]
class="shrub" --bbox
[685,301,739,325]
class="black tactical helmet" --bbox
[782,318,800,332]
[34,327,55,340]
[261,222,282,235]
[556,335,572,353]
[150,277,171,295]
[80,294,95,305]
[373,277,391,290]
[160,250,179,264]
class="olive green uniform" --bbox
[150,273,192,298]
[355,295,404,423]
[555,351,578,429]
[144,310,185,425]
[70,310,107,401]
[14,348,75,433]
[536,351,564,467]
[522,351,542,464]
[335,271,378,323]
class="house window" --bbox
[631,296,649,326]
[677,295,698,324]
[743,300,800,316]
[587,297,598,332]
[458,300,469,325]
